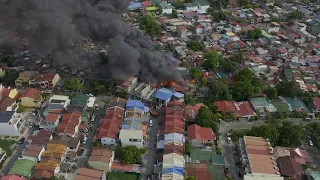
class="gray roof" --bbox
[0,111,15,123]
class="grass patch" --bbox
[107,172,139,180]
[0,139,16,156]
[272,100,290,114]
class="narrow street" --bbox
[220,134,239,180]
[141,115,159,180]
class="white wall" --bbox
[163,8,173,15]
[120,138,143,148]
[0,123,21,136]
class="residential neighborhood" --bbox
[0,0,320,180]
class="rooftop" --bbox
[75,168,104,180]
[19,88,41,101]
[89,147,113,164]
[187,124,215,141]
[0,175,26,180]
[8,159,36,177]
[56,109,81,136]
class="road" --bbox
[141,114,159,180]
[0,141,27,175]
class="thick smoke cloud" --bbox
[0,0,182,82]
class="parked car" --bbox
[149,120,153,127]
[308,140,314,146]
[227,137,232,144]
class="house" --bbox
[249,97,277,114]
[185,103,207,121]
[88,147,114,172]
[117,77,138,93]
[239,136,281,176]
[154,88,184,106]
[70,93,88,110]
[29,73,60,92]
[277,156,304,178]
[187,124,215,147]
[15,71,39,88]
[56,110,81,137]
[75,168,107,180]
[159,2,173,15]
[108,97,126,109]
[50,135,81,152]
[0,148,6,164]
[28,130,53,146]
[214,100,238,119]
[19,88,41,107]
[33,157,61,179]
[235,101,257,120]
[48,95,70,110]
[95,107,124,146]
[0,175,26,180]
[312,97,320,112]
[119,129,144,148]
[8,159,36,178]
[0,96,18,112]
[41,143,67,159]
[0,111,26,136]
[40,110,61,132]
[21,144,45,162]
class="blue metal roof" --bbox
[0,111,15,123]
[173,92,184,98]
[154,88,173,101]
[128,2,142,10]
[162,166,184,176]
[126,100,144,110]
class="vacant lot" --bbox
[0,138,16,156]
[107,172,139,180]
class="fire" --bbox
[170,81,176,86]
[159,81,176,87]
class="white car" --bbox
[149,120,153,127]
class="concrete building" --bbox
[88,147,114,172]
[0,111,27,136]
[119,129,144,148]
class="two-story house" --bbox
[29,73,60,92]
[15,71,39,88]
[88,147,114,172]
[0,111,27,136]
[19,88,41,107]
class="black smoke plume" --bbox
[0,0,182,82]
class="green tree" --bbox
[119,145,143,164]
[187,41,202,51]
[205,79,232,102]
[206,9,228,22]
[232,81,255,101]
[274,111,284,119]
[172,9,178,18]
[251,125,280,145]
[266,112,272,120]
[184,94,197,105]
[186,176,195,180]
[276,81,299,97]
[63,78,84,92]
[196,107,219,132]
[247,29,262,39]
[229,52,245,63]
[219,58,236,73]
[287,11,303,20]
[139,16,161,37]
[203,50,222,71]
[1,70,19,86]
[265,87,278,99]
[185,141,192,154]
[236,68,254,82]
[216,146,223,155]
[200,77,207,87]
[189,67,201,80]
[277,121,304,147]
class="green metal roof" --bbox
[8,159,36,177]
[196,0,210,6]
[190,148,213,162]
[71,93,88,106]
[212,154,225,165]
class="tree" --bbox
[196,107,219,132]
[206,9,228,22]
[86,79,112,96]
[119,145,143,164]
[189,67,201,80]
[247,29,262,39]
[276,81,299,97]
[266,112,272,120]
[235,68,254,82]
[139,16,161,37]
[251,125,280,145]
[185,141,192,154]
[274,111,284,119]
[219,58,236,73]
[238,0,250,6]
[184,94,197,105]
[187,41,202,51]
[63,78,83,92]
[205,79,232,102]
[186,176,195,180]
[203,50,222,71]
[200,77,207,87]
[1,70,19,86]
[232,81,255,101]
[277,121,304,147]
[172,9,178,18]
[287,11,303,20]
[216,146,223,155]
[229,52,245,63]
[265,87,278,99]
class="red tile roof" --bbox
[20,88,41,101]
[28,130,52,145]
[1,88,10,98]
[187,124,215,141]
[1,175,26,180]
[192,103,207,113]
[56,110,81,136]
[111,162,134,172]
[185,164,211,180]
[313,97,320,110]
[214,100,237,113]
[45,112,60,123]
[277,47,287,54]
[94,107,124,139]
[236,101,256,117]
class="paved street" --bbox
[141,115,159,180]
[220,134,239,180]
[0,141,27,175]
[304,143,320,171]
